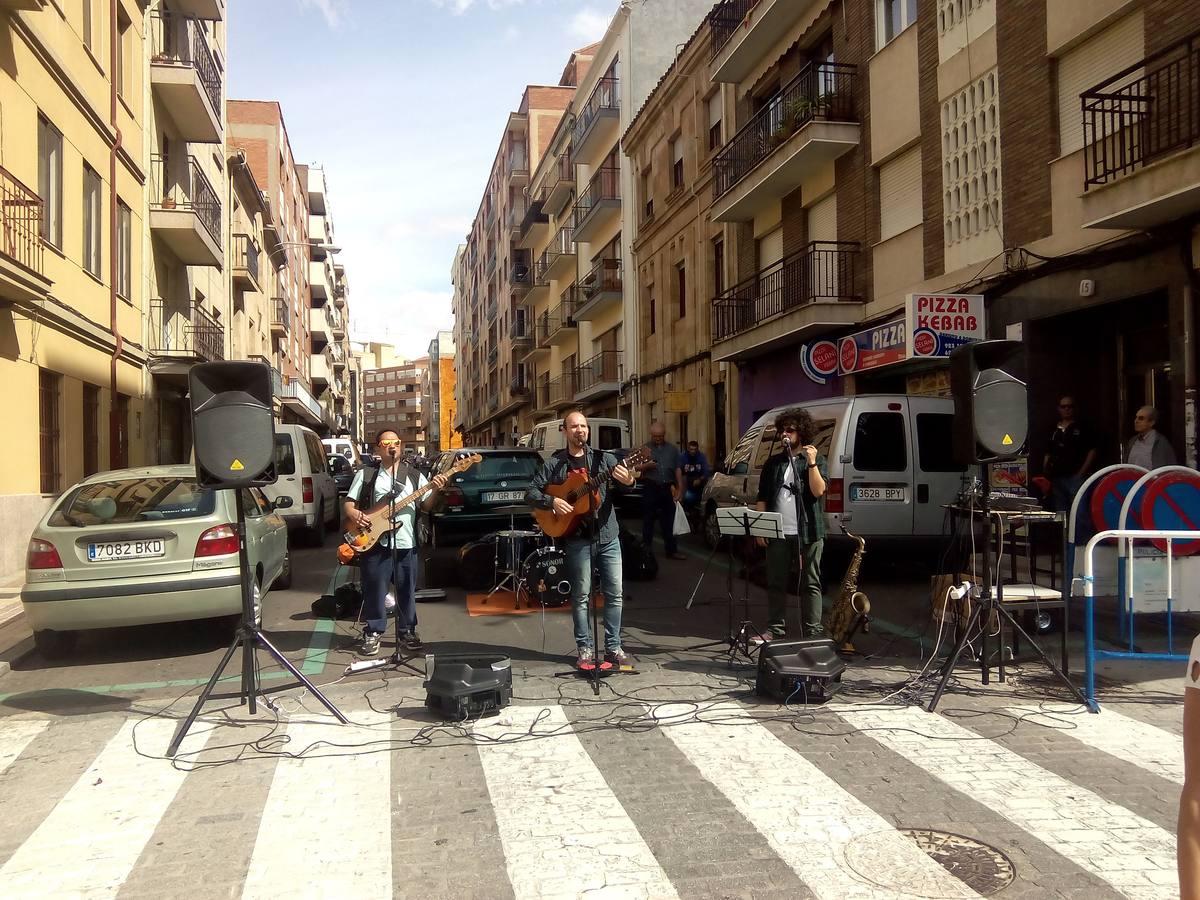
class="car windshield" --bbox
[461,453,540,480]
[49,477,217,526]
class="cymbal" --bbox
[490,504,529,514]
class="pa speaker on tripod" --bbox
[950,340,1028,465]
[189,361,277,488]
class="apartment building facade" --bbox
[453,83,575,447]
[144,0,229,466]
[699,0,1200,477]
[519,0,718,449]
[229,99,323,430]
[363,359,427,455]
[0,0,152,575]
[624,23,736,467]
[425,330,461,453]
[300,164,349,436]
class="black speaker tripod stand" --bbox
[168,490,347,756]
[926,464,1087,712]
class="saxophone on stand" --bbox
[824,527,871,652]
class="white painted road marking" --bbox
[476,705,679,900]
[242,707,393,899]
[0,718,49,776]
[655,702,978,899]
[843,705,1178,899]
[0,717,206,899]
[1012,703,1184,785]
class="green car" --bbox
[21,465,292,658]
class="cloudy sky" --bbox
[228,0,617,359]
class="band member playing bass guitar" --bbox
[344,429,448,656]
[526,409,635,670]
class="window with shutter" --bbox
[879,147,922,241]
[1057,11,1144,157]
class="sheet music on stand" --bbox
[716,507,784,541]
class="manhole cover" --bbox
[900,829,1016,895]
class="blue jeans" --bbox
[564,536,623,651]
[1051,475,1084,515]
[359,544,418,636]
[642,482,678,555]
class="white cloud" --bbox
[566,6,610,42]
[296,0,348,28]
[431,0,528,14]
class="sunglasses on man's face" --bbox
[781,426,799,434]
[379,439,401,447]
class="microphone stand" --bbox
[585,441,606,695]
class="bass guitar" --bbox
[340,453,482,556]
[531,448,650,539]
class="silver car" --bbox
[21,465,292,657]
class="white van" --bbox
[530,416,630,459]
[701,395,969,554]
[263,424,339,546]
[323,437,362,468]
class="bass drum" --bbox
[458,532,499,592]
[520,547,572,607]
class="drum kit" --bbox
[459,504,573,608]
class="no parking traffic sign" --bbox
[1138,470,1200,555]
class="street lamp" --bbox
[266,240,342,268]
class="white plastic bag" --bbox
[672,501,691,536]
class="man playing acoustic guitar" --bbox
[526,409,635,670]
[344,429,448,656]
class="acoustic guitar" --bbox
[340,453,482,556]
[532,448,651,539]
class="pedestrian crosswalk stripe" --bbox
[842,705,1179,898]
[0,717,207,898]
[1011,703,1184,785]
[242,707,393,898]
[654,702,979,899]
[475,705,679,899]
[0,719,49,777]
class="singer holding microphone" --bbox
[526,409,635,669]
[344,429,448,656]
[755,408,827,639]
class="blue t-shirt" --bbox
[346,465,428,550]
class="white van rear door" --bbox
[842,399,915,537]
[908,397,969,536]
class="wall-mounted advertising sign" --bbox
[838,318,907,374]
[907,293,985,358]
[800,339,840,384]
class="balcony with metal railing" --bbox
[0,165,51,303]
[485,246,497,280]
[510,248,532,294]
[710,241,863,362]
[510,315,532,351]
[149,153,223,267]
[149,10,222,142]
[575,257,622,321]
[328,304,345,337]
[573,166,620,243]
[1081,30,1200,229]
[547,289,578,346]
[327,341,346,369]
[148,299,225,363]
[509,371,530,398]
[545,149,575,217]
[271,297,290,336]
[709,0,824,85]
[545,224,576,282]
[575,350,622,402]
[574,76,620,161]
[712,61,859,223]
[506,199,527,239]
[532,377,553,415]
[522,311,552,363]
[518,194,550,249]
[232,233,261,292]
[547,372,578,410]
[485,298,498,324]
[507,144,529,185]
[487,346,499,370]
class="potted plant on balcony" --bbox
[160,196,177,209]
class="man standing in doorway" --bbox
[639,421,687,560]
[755,408,827,638]
[1042,396,1098,514]
[1125,406,1177,470]
[526,410,636,669]
[344,429,448,656]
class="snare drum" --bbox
[520,546,572,607]
[496,529,539,574]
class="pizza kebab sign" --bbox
[801,293,985,384]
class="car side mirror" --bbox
[272,496,294,510]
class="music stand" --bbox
[707,507,782,663]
